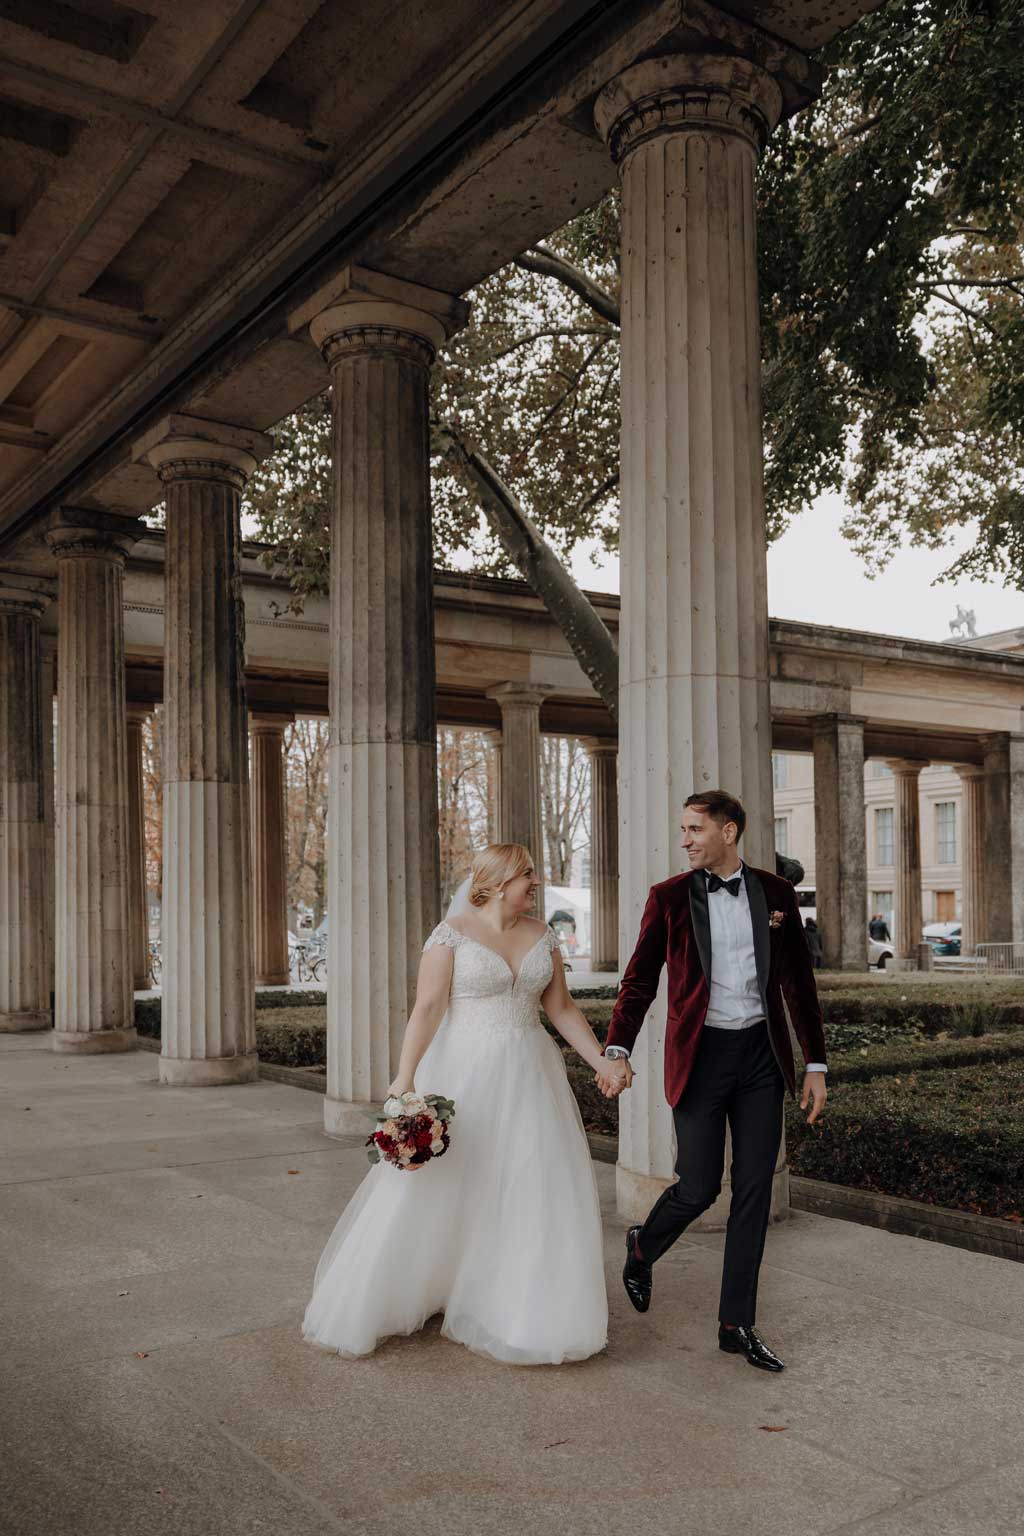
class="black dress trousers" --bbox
[636,1021,784,1327]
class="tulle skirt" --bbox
[302,1018,608,1365]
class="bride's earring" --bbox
[498,891,504,900]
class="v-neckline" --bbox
[449,923,547,989]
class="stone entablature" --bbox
[53,538,1024,760]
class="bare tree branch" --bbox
[513,245,621,326]
[436,420,619,720]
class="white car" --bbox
[868,935,894,969]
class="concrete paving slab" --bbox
[3,1036,1023,1536]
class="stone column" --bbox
[126,704,151,991]
[481,728,503,844]
[812,715,867,970]
[584,739,619,971]
[0,574,55,1031]
[486,683,553,921]
[292,267,468,1133]
[954,764,985,955]
[40,635,56,1010]
[980,734,1024,946]
[595,54,788,1223]
[45,509,144,1051]
[250,713,292,987]
[888,760,925,970]
[135,415,272,1085]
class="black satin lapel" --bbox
[688,875,712,984]
[744,866,771,1002]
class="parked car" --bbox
[794,885,816,924]
[868,935,894,969]
[923,922,961,957]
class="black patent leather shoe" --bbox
[623,1226,652,1313]
[718,1324,785,1371]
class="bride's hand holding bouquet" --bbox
[367,1082,456,1171]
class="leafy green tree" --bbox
[249,0,1024,601]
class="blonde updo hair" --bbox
[468,843,533,907]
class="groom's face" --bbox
[680,808,732,869]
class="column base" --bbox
[589,960,619,973]
[256,973,291,988]
[324,1097,378,1137]
[53,1027,137,1053]
[132,973,151,992]
[615,1163,790,1229]
[0,1010,51,1033]
[158,1052,259,1086]
[888,957,919,973]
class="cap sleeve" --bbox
[424,920,461,953]
[545,926,560,954]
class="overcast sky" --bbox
[565,490,1022,644]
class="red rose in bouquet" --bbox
[366,1092,456,1171]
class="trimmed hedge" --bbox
[786,1060,1024,1222]
[829,1033,1024,1084]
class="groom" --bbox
[598,790,827,1372]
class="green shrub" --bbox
[786,1060,1024,1221]
[256,989,326,1010]
[255,1009,327,1066]
[135,997,161,1039]
[829,1033,1024,1083]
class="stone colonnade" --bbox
[955,764,985,955]
[250,714,293,988]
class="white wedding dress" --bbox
[302,919,608,1365]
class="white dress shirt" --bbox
[606,862,827,1074]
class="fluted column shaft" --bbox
[138,419,272,1085]
[585,740,619,971]
[0,576,54,1031]
[595,54,784,1221]
[812,715,867,970]
[250,715,291,987]
[980,733,1024,946]
[310,297,460,1135]
[40,636,56,1009]
[955,765,985,955]
[126,704,151,991]
[482,728,503,844]
[889,761,925,969]
[45,512,143,1050]
[486,683,551,921]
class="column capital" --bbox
[581,735,618,758]
[290,263,470,366]
[132,413,273,488]
[953,761,986,781]
[595,54,786,165]
[249,711,294,736]
[0,571,56,617]
[885,757,928,777]
[810,712,868,734]
[125,701,153,726]
[44,507,146,564]
[486,682,555,712]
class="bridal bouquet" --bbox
[366,1092,456,1171]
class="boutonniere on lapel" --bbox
[769,911,785,930]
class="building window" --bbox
[774,816,788,856]
[935,890,957,922]
[871,891,894,927]
[772,753,788,790]
[875,807,894,866]
[935,801,956,864]
[870,761,893,779]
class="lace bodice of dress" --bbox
[424,919,557,1036]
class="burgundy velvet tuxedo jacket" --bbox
[605,865,827,1105]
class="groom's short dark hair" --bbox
[683,790,746,838]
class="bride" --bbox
[302,842,631,1365]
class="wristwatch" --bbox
[603,1046,630,1061]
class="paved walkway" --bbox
[2,1033,1022,1536]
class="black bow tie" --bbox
[706,872,742,897]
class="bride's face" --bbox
[502,865,539,914]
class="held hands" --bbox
[595,1056,633,1099]
[801,1070,827,1124]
